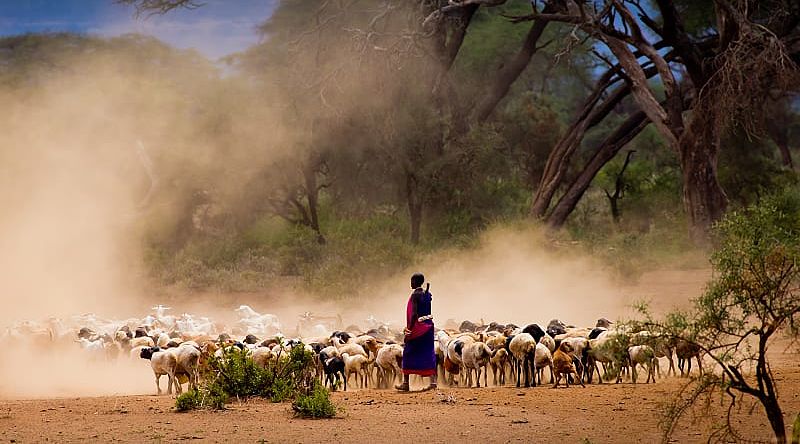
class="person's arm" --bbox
[404,292,419,336]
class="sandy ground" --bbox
[2,366,799,444]
[2,268,799,443]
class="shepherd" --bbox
[396,272,437,391]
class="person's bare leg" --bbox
[395,374,410,391]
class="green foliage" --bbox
[292,382,338,419]
[719,130,798,207]
[175,389,201,412]
[174,342,327,415]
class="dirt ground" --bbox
[2,268,799,443]
[2,366,799,444]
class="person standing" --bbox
[396,272,437,391]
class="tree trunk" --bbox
[406,171,423,245]
[303,156,326,245]
[763,393,787,444]
[471,3,555,122]
[679,116,728,243]
[777,141,795,170]
[531,82,633,218]
[547,111,648,228]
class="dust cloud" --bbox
[0,33,661,400]
[344,226,629,330]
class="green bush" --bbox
[174,341,325,414]
[292,382,337,418]
[175,389,201,412]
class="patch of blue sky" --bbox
[0,0,279,60]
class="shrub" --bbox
[174,341,328,416]
[175,389,201,412]
[292,382,337,418]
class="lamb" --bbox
[552,342,585,388]
[462,341,492,388]
[375,344,403,389]
[489,348,510,386]
[628,345,656,383]
[341,352,371,390]
[508,333,537,388]
[534,342,554,385]
[140,347,178,395]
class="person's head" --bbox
[411,272,425,289]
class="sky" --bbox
[0,0,279,60]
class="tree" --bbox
[439,0,800,240]
[637,189,800,443]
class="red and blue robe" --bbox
[401,287,436,376]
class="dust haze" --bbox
[0,34,657,399]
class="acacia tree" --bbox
[637,189,800,442]
[435,0,800,240]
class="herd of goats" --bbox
[1,305,705,395]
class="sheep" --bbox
[446,335,475,386]
[676,339,703,377]
[559,337,590,382]
[485,334,507,351]
[628,345,656,383]
[156,332,171,348]
[508,333,537,388]
[586,331,628,384]
[375,344,403,389]
[462,341,492,388]
[489,348,510,386]
[140,347,178,395]
[521,324,547,343]
[130,345,149,360]
[341,352,371,390]
[546,319,568,338]
[130,336,155,349]
[353,335,380,358]
[596,318,613,329]
[552,342,585,388]
[631,331,676,377]
[332,337,368,358]
[539,334,556,353]
[252,347,273,369]
[75,337,106,361]
[534,342,554,385]
[170,343,201,394]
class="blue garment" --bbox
[402,289,436,375]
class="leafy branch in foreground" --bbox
[635,189,800,443]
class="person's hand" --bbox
[403,327,411,336]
